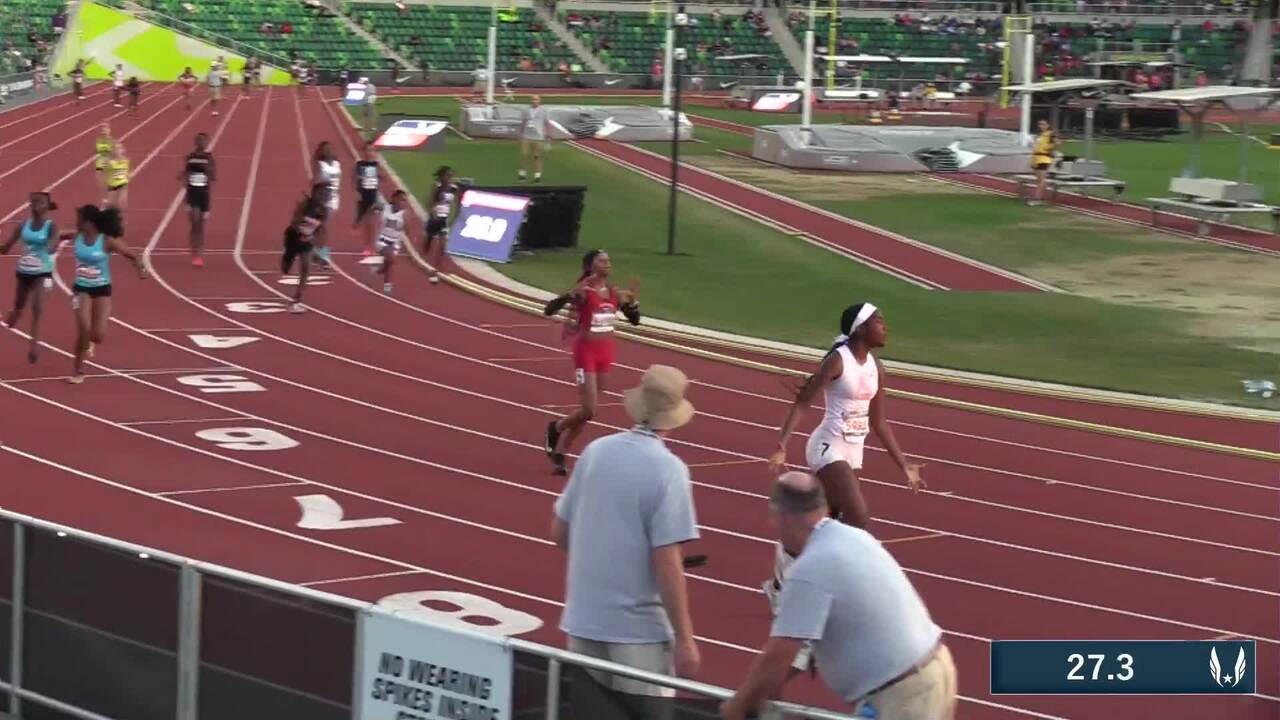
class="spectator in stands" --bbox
[720,472,954,720]
[551,365,701,719]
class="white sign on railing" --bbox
[356,610,514,720]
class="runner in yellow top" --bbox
[94,123,115,203]
[1029,119,1058,207]
[105,145,130,211]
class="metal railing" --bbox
[0,508,849,720]
[1027,1,1252,14]
[125,4,294,69]
[544,0,1248,12]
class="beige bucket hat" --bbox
[623,365,696,431]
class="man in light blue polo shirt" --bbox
[552,365,703,719]
[721,472,955,720]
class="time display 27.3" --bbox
[991,640,1255,695]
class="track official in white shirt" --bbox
[519,94,549,182]
[552,365,702,719]
[721,472,956,720]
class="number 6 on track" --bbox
[195,427,298,451]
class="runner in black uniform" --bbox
[424,165,457,285]
[126,76,141,116]
[281,182,330,314]
[182,133,215,266]
[242,56,257,96]
[353,142,383,256]
[70,61,85,104]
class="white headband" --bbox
[832,303,878,346]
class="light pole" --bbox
[666,9,687,256]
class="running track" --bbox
[0,84,1276,720]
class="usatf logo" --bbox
[1210,646,1246,687]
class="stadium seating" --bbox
[138,0,387,70]
[345,3,578,72]
[0,0,64,74]
[564,9,790,77]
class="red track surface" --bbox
[0,85,1277,720]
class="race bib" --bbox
[76,265,102,281]
[841,406,870,441]
[590,309,616,334]
[433,203,451,217]
[17,254,44,272]
[361,176,378,190]
[189,172,208,187]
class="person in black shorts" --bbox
[424,165,457,285]
[281,182,330,314]
[182,132,216,266]
[353,142,383,256]
[69,61,85,104]
[1,192,59,364]
[126,76,141,116]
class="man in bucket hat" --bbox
[551,365,702,719]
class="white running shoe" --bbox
[761,578,781,616]
[289,302,306,314]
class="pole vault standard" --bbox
[666,9,687,255]
[662,1,674,107]
[802,0,815,129]
[485,0,497,103]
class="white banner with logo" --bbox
[355,609,513,720]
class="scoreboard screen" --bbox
[445,190,532,264]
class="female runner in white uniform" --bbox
[372,190,409,295]
[313,142,340,264]
[763,302,926,668]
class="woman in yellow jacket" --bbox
[1029,118,1058,206]
[104,144,130,211]
[94,123,115,204]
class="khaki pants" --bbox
[566,636,674,720]
[853,645,957,720]
[522,138,548,159]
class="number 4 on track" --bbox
[189,334,259,349]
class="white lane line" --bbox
[120,417,252,426]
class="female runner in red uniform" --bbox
[542,249,640,475]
